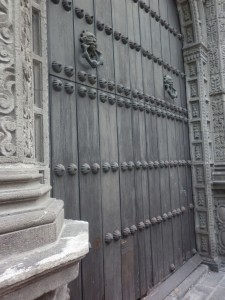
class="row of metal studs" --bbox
[134,0,183,41]
[74,6,185,79]
[105,204,194,244]
[54,160,192,176]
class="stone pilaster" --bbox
[0,1,88,299]
[177,0,219,270]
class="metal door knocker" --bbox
[164,75,178,100]
[80,31,103,68]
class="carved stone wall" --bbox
[176,0,225,270]
[0,1,89,299]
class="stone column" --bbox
[177,0,219,270]
[205,0,225,263]
[0,1,88,299]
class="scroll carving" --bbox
[21,0,34,158]
[80,31,103,68]
[0,0,16,157]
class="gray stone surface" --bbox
[183,267,225,300]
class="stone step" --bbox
[164,264,209,300]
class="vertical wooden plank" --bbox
[48,1,75,81]
[157,0,174,279]
[98,91,122,300]
[50,77,81,298]
[73,0,97,88]
[126,0,149,298]
[76,83,104,300]
[117,104,136,300]
[94,0,115,92]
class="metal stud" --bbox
[154,161,159,168]
[121,162,128,171]
[62,0,72,11]
[129,41,136,50]
[91,163,100,174]
[102,162,111,173]
[67,163,78,176]
[142,161,148,169]
[139,102,145,111]
[81,163,91,175]
[64,66,74,77]
[159,160,165,168]
[136,161,142,170]
[172,209,177,217]
[78,86,87,97]
[88,88,97,100]
[136,44,141,52]
[123,227,131,238]
[148,161,154,169]
[105,25,113,35]
[100,93,107,103]
[117,97,124,107]
[54,164,65,177]
[85,13,94,24]
[117,84,124,94]
[145,219,151,228]
[151,217,157,225]
[121,35,128,44]
[189,203,194,210]
[132,101,139,110]
[170,264,175,272]
[51,0,60,4]
[108,95,116,105]
[52,79,63,92]
[97,21,104,31]
[88,74,97,85]
[132,89,138,98]
[128,161,135,171]
[75,7,84,19]
[144,5,150,13]
[157,216,163,223]
[65,82,74,94]
[176,208,181,215]
[99,78,107,89]
[168,212,173,219]
[164,160,169,168]
[78,71,87,82]
[124,87,131,96]
[52,61,62,73]
[145,104,150,114]
[125,99,131,108]
[113,230,121,241]
[111,162,119,172]
[162,213,168,221]
[130,225,137,235]
[150,10,156,18]
[139,0,145,9]
[138,222,145,230]
[181,206,186,213]
[108,81,115,91]
[105,233,113,244]
[114,31,121,41]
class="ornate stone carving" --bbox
[197,189,206,207]
[196,166,204,183]
[80,31,103,68]
[0,0,17,157]
[164,75,177,100]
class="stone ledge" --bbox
[0,220,89,299]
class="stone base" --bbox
[202,256,222,272]
[0,220,89,300]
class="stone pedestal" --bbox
[0,1,88,299]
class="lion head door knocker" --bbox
[164,75,178,100]
[80,30,103,68]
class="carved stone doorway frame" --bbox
[176,0,225,270]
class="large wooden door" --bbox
[48,0,196,299]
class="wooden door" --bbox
[48,0,196,299]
